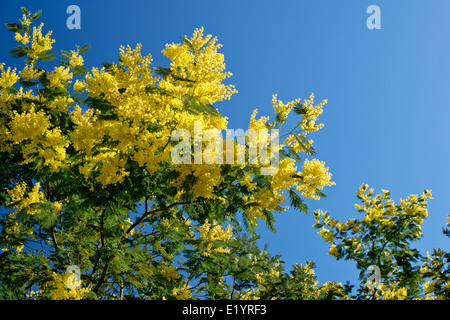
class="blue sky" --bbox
[1,0,450,287]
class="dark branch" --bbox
[125,201,197,235]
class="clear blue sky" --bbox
[1,0,450,287]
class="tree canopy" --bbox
[0,8,448,300]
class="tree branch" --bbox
[92,263,110,294]
[50,227,59,252]
[125,201,197,236]
[100,208,106,247]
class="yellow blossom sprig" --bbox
[296,159,335,200]
[161,266,181,282]
[236,92,332,230]
[44,272,90,300]
[197,219,233,256]
[173,284,193,300]
[6,181,44,216]
[8,9,55,63]
[0,64,20,88]
[160,27,237,105]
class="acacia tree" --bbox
[419,216,450,300]
[314,184,450,300]
[0,8,336,300]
